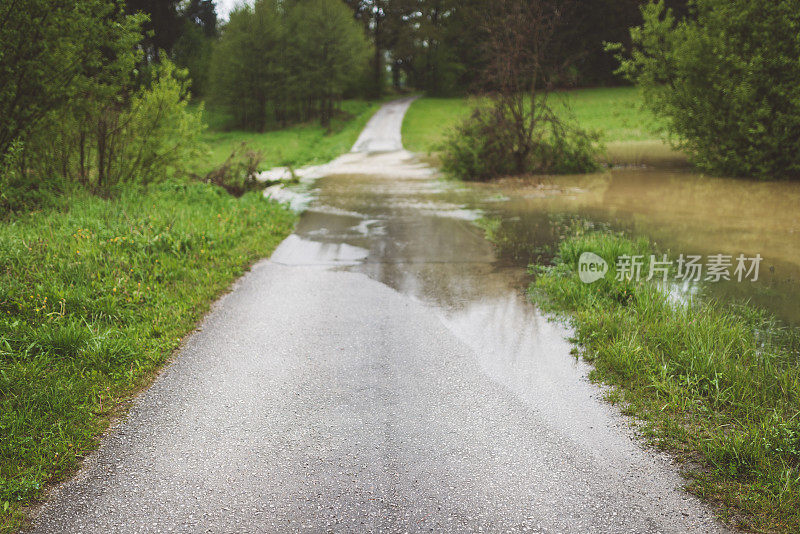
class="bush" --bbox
[439,103,601,181]
[22,60,204,191]
[0,141,61,216]
[201,143,266,197]
[116,61,205,185]
[613,0,800,179]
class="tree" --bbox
[288,0,371,127]
[0,0,203,197]
[209,0,370,130]
[344,0,389,97]
[125,0,183,61]
[614,0,800,179]
[0,0,116,158]
[208,0,287,130]
[440,0,600,180]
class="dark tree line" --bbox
[343,0,689,97]
[208,0,371,131]
[125,0,219,95]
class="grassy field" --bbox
[531,231,800,532]
[192,99,383,176]
[0,182,296,532]
[402,87,681,166]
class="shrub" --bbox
[439,103,601,181]
[612,0,800,179]
[116,61,205,185]
[23,60,204,191]
[201,143,266,197]
[0,141,61,216]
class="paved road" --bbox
[351,97,416,153]
[31,101,731,533]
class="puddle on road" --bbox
[271,151,597,425]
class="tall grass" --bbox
[0,181,295,531]
[532,231,800,532]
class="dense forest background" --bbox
[145,0,691,100]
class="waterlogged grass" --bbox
[0,182,296,531]
[532,231,800,532]
[193,99,382,175]
[402,87,673,165]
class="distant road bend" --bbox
[32,98,730,533]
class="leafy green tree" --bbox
[287,0,371,127]
[208,0,287,130]
[209,0,370,130]
[0,0,129,158]
[0,0,203,200]
[613,0,800,179]
[173,20,215,97]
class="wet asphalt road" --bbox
[31,100,731,533]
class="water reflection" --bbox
[276,152,631,460]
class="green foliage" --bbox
[403,88,666,154]
[613,0,800,179]
[173,20,214,97]
[0,0,206,209]
[208,0,371,130]
[439,103,601,181]
[0,0,144,158]
[533,231,800,531]
[208,0,287,131]
[0,142,58,215]
[287,0,372,127]
[0,182,296,530]
[116,61,205,185]
[439,106,518,181]
[22,59,204,193]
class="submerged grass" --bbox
[0,181,296,531]
[531,230,800,532]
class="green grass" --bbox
[402,87,673,164]
[401,97,474,153]
[0,182,296,532]
[531,230,800,532]
[192,99,382,176]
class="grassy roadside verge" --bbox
[402,87,684,167]
[193,99,384,176]
[531,231,800,532]
[0,181,296,532]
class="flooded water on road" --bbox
[265,151,795,531]
[271,151,658,477]
[275,156,800,326]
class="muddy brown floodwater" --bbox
[467,169,800,326]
